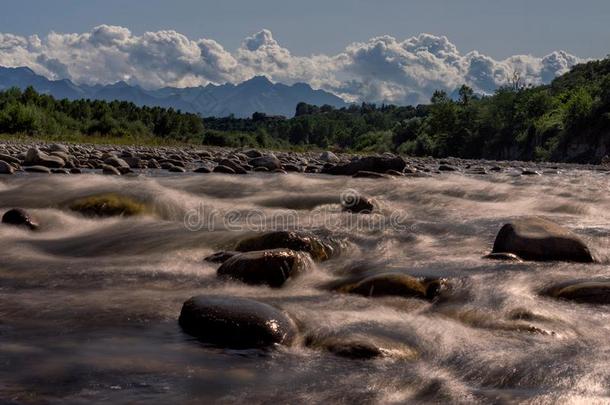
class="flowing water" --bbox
[1,169,610,404]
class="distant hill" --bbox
[0,67,347,118]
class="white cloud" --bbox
[0,25,584,103]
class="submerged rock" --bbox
[305,332,417,360]
[341,191,375,214]
[1,208,39,230]
[542,280,610,304]
[204,251,240,263]
[179,295,297,349]
[69,194,150,217]
[491,217,594,262]
[482,252,523,262]
[217,249,309,287]
[235,230,336,261]
[332,273,443,301]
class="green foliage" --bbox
[4,58,610,162]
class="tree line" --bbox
[2,57,610,162]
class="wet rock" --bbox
[24,165,51,174]
[2,208,39,230]
[542,280,610,304]
[491,217,594,262]
[235,230,336,261]
[352,171,391,179]
[322,155,406,176]
[178,295,297,349]
[101,164,121,175]
[305,333,417,360]
[218,249,309,287]
[0,160,14,174]
[522,169,541,176]
[332,273,443,301]
[69,194,150,217]
[482,252,523,262]
[253,166,269,172]
[194,166,212,173]
[204,251,240,264]
[213,165,236,174]
[341,191,375,214]
[319,151,340,164]
[70,168,82,174]
[249,154,281,171]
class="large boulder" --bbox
[322,155,406,176]
[178,295,297,349]
[2,208,39,230]
[235,230,336,261]
[217,249,309,287]
[332,273,444,301]
[491,217,594,262]
[542,280,610,304]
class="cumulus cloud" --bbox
[0,25,584,104]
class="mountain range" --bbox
[0,66,347,118]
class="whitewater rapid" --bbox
[1,169,610,404]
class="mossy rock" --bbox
[69,194,151,217]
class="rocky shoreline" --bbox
[0,140,607,177]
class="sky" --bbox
[0,0,608,103]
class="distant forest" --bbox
[2,57,610,163]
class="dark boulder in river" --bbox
[178,295,297,349]
[491,217,594,262]
[542,280,610,304]
[332,273,443,301]
[217,249,309,287]
[322,155,406,176]
[235,230,336,261]
[0,160,14,174]
[1,208,39,230]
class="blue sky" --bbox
[0,0,607,102]
[1,0,609,59]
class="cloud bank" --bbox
[0,25,582,104]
